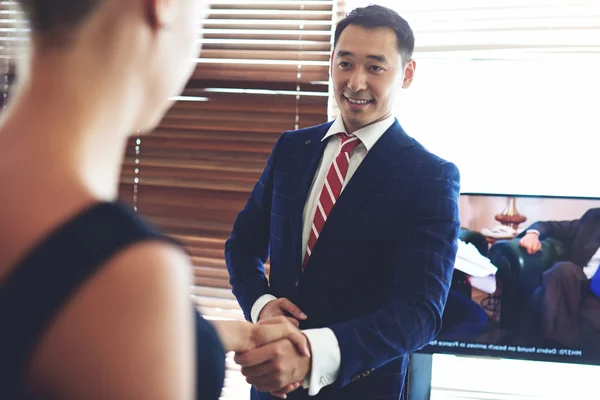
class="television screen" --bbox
[419,194,600,365]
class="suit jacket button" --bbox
[295,278,299,287]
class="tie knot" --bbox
[336,133,361,153]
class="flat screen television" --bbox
[405,193,600,400]
[417,193,600,366]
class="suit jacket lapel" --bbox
[328,121,414,219]
[579,224,600,266]
[286,124,330,273]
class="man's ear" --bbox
[144,0,177,30]
[402,59,416,89]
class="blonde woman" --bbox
[0,1,307,399]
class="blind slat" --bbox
[200,49,331,61]
[205,11,333,21]
[209,1,333,12]
[199,39,332,52]
[204,20,332,30]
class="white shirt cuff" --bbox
[250,294,277,323]
[301,328,341,396]
[526,229,540,236]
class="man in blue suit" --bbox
[226,5,461,400]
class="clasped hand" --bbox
[214,304,311,398]
[237,317,311,398]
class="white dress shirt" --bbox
[584,247,600,279]
[250,115,396,395]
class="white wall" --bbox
[398,58,600,198]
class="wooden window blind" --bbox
[117,1,337,398]
[0,1,24,111]
[347,0,600,58]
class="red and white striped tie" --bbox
[304,133,361,268]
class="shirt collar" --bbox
[322,114,396,151]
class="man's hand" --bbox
[236,318,311,397]
[519,232,542,254]
[248,317,310,357]
[259,298,307,327]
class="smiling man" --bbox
[226,5,461,400]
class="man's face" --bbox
[331,24,415,133]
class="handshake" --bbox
[212,299,310,398]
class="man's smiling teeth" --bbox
[346,97,371,104]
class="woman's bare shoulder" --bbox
[28,240,196,400]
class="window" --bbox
[117,1,337,398]
[347,0,600,198]
[400,0,599,198]
[0,1,26,110]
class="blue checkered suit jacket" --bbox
[225,120,460,400]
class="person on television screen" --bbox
[519,208,600,350]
